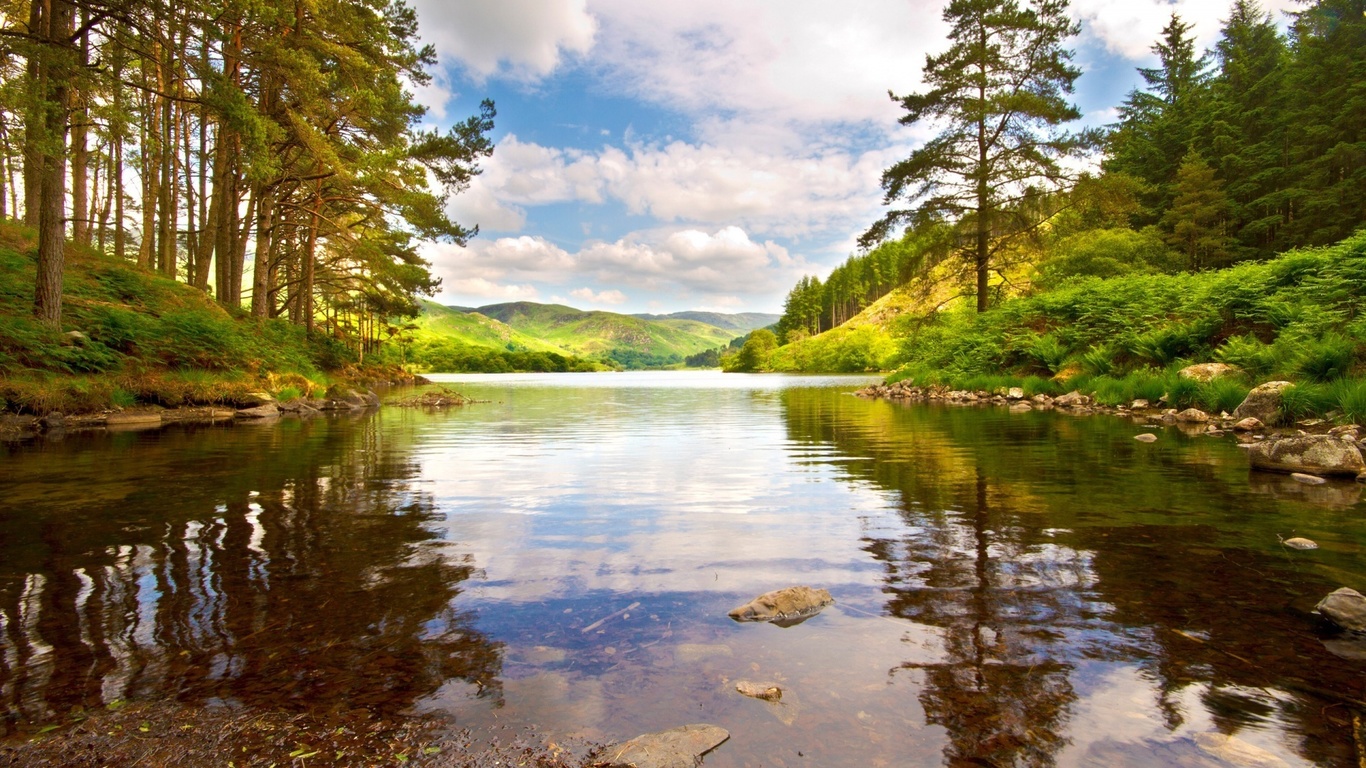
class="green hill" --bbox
[394,301,758,371]
[630,310,779,332]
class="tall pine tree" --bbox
[862,0,1093,312]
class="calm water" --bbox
[3,371,1366,766]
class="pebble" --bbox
[1134,433,1158,443]
[1282,537,1318,550]
[1290,472,1327,486]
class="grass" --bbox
[0,221,411,414]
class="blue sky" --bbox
[409,0,1296,315]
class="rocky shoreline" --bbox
[0,384,393,441]
[854,377,1366,481]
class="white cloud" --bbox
[569,287,627,305]
[425,226,807,310]
[412,0,597,81]
[1071,0,1299,60]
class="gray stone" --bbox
[728,586,834,627]
[1176,408,1210,423]
[1179,363,1240,382]
[1054,391,1089,407]
[1282,536,1318,550]
[235,403,280,419]
[1232,381,1293,425]
[1031,394,1053,406]
[1233,417,1263,431]
[597,724,730,768]
[62,330,88,346]
[235,391,277,408]
[1243,434,1366,477]
[1316,587,1366,632]
[1290,472,1327,486]
[1134,433,1159,443]
[1006,387,1025,400]
[1009,402,1032,413]
[1131,399,1150,410]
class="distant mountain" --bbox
[406,301,758,369]
[630,310,780,332]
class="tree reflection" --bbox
[779,389,1363,767]
[0,416,500,729]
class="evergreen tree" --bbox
[863,0,1093,312]
[1281,0,1366,247]
[1208,0,1290,258]
[1106,14,1213,222]
[1162,149,1234,271]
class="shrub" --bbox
[1198,377,1252,414]
[1164,374,1202,409]
[1077,345,1116,377]
[1280,383,1337,421]
[1295,333,1356,382]
[1214,334,1277,378]
[1334,379,1366,424]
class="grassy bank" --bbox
[0,221,405,414]
[779,232,1366,423]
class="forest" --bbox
[764,0,1365,400]
[0,0,493,359]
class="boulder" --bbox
[1006,387,1025,400]
[728,586,834,627]
[596,725,730,768]
[1176,408,1210,423]
[1232,381,1293,425]
[1178,363,1240,382]
[1054,391,1089,407]
[235,403,280,419]
[1316,587,1366,632]
[235,391,277,408]
[1242,434,1366,477]
[1031,394,1053,406]
[735,681,782,701]
[1232,417,1263,432]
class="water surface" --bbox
[3,371,1365,766]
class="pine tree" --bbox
[1162,149,1234,271]
[1106,14,1213,223]
[862,0,1093,312]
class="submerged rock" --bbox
[1233,417,1264,431]
[1176,408,1210,423]
[1317,587,1366,632]
[1290,472,1327,485]
[1232,381,1293,425]
[1281,536,1318,550]
[596,724,730,768]
[1242,434,1366,477]
[728,586,834,627]
[1134,433,1158,443]
[734,680,782,701]
[235,403,280,419]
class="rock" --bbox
[235,403,280,419]
[62,330,89,346]
[1242,434,1366,477]
[39,412,66,430]
[1134,433,1159,443]
[1130,399,1150,410]
[1316,587,1366,632]
[1281,536,1318,550]
[1178,363,1241,382]
[1290,472,1327,485]
[235,391,277,408]
[1031,394,1053,406]
[735,680,782,701]
[1006,387,1025,400]
[1176,408,1210,423]
[1054,391,1089,407]
[728,586,834,627]
[105,411,163,430]
[1232,381,1293,425]
[1232,417,1263,431]
[596,724,730,768]
[1330,424,1362,437]
[1008,402,1032,413]
[1322,637,1366,661]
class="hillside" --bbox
[631,310,779,332]
[406,301,752,370]
[0,222,397,414]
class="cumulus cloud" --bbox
[569,287,628,305]
[412,0,597,81]
[424,226,806,310]
[1071,0,1299,59]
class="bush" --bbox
[1280,383,1337,421]
[1295,333,1356,382]
[1214,335,1278,378]
[1198,377,1252,414]
[1334,379,1366,424]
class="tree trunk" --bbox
[69,17,90,247]
[33,0,77,328]
[250,182,275,317]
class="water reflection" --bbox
[780,390,1365,766]
[0,417,501,731]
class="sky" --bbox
[409,0,1297,315]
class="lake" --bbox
[2,371,1365,766]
